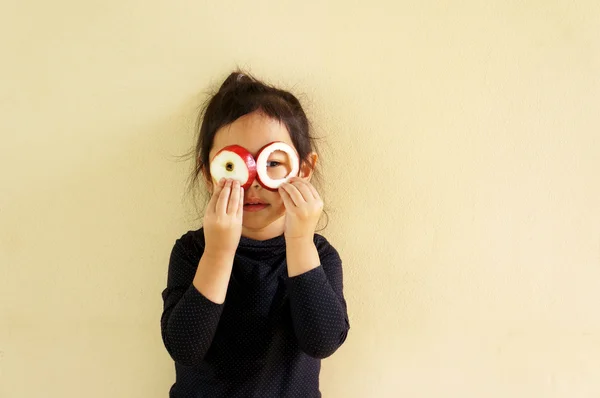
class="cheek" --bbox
[265,190,285,210]
[262,189,283,206]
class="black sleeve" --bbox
[285,237,350,358]
[160,234,224,366]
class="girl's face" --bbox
[206,110,315,240]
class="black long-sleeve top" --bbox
[160,228,350,398]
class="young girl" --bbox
[160,71,350,398]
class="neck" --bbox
[241,217,285,241]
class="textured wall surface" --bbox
[1,1,599,397]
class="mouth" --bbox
[243,200,269,212]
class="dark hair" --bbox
[180,70,328,229]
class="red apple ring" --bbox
[209,145,257,189]
[255,141,300,191]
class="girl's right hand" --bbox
[203,179,244,257]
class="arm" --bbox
[285,237,350,359]
[161,179,242,366]
[160,235,233,366]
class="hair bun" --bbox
[218,71,254,92]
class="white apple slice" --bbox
[255,141,300,191]
[209,145,257,189]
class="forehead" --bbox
[210,111,294,160]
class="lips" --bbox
[244,197,266,205]
[243,195,268,212]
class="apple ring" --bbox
[209,145,257,189]
[255,141,300,191]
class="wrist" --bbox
[285,235,317,258]
[203,246,236,261]
[285,236,320,277]
[284,234,314,247]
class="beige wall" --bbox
[2,1,600,397]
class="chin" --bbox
[242,212,285,231]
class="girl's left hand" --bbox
[278,177,324,240]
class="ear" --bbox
[298,152,318,181]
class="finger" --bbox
[227,180,240,215]
[279,185,295,210]
[280,181,304,207]
[290,179,315,201]
[216,179,233,214]
[208,178,226,213]
[236,187,244,218]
